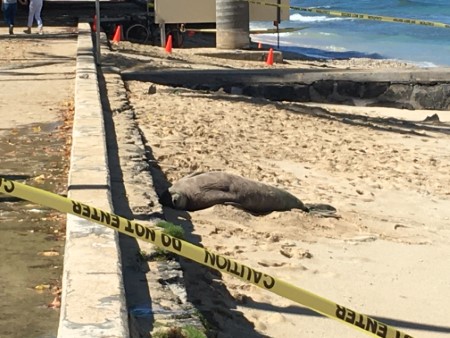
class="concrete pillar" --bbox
[216,0,250,49]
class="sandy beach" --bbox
[103,38,450,337]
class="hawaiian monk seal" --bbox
[160,172,336,216]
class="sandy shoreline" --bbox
[105,38,450,337]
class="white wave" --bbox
[411,60,438,68]
[290,13,344,23]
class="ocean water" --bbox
[250,0,450,67]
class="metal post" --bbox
[160,23,166,47]
[95,0,101,65]
[276,0,281,49]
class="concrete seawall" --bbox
[122,67,450,110]
[59,23,204,338]
[58,23,129,337]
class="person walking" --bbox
[23,0,43,34]
[2,0,26,34]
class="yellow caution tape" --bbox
[248,0,450,29]
[0,177,414,338]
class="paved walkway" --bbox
[0,25,129,337]
[0,28,76,337]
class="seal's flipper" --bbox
[184,171,205,179]
[304,203,337,213]
[304,203,340,218]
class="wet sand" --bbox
[0,31,75,338]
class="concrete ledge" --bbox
[58,23,129,338]
[102,48,206,335]
[122,68,450,110]
[198,49,284,63]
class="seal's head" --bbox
[159,189,174,208]
[171,192,187,209]
[159,189,188,210]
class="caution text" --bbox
[204,251,275,289]
[72,201,120,228]
[336,305,387,337]
[0,178,15,193]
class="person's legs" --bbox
[25,0,44,34]
[3,4,11,26]
[34,0,43,31]
[3,3,17,34]
[2,4,8,26]
[27,1,36,28]
[24,3,32,33]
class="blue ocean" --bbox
[250,0,450,67]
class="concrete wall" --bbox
[58,23,129,338]
[122,68,450,110]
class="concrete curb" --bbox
[100,40,206,335]
[58,23,129,338]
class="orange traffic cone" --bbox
[92,15,97,32]
[165,35,173,53]
[266,48,274,66]
[112,25,121,44]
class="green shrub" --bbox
[157,221,185,239]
